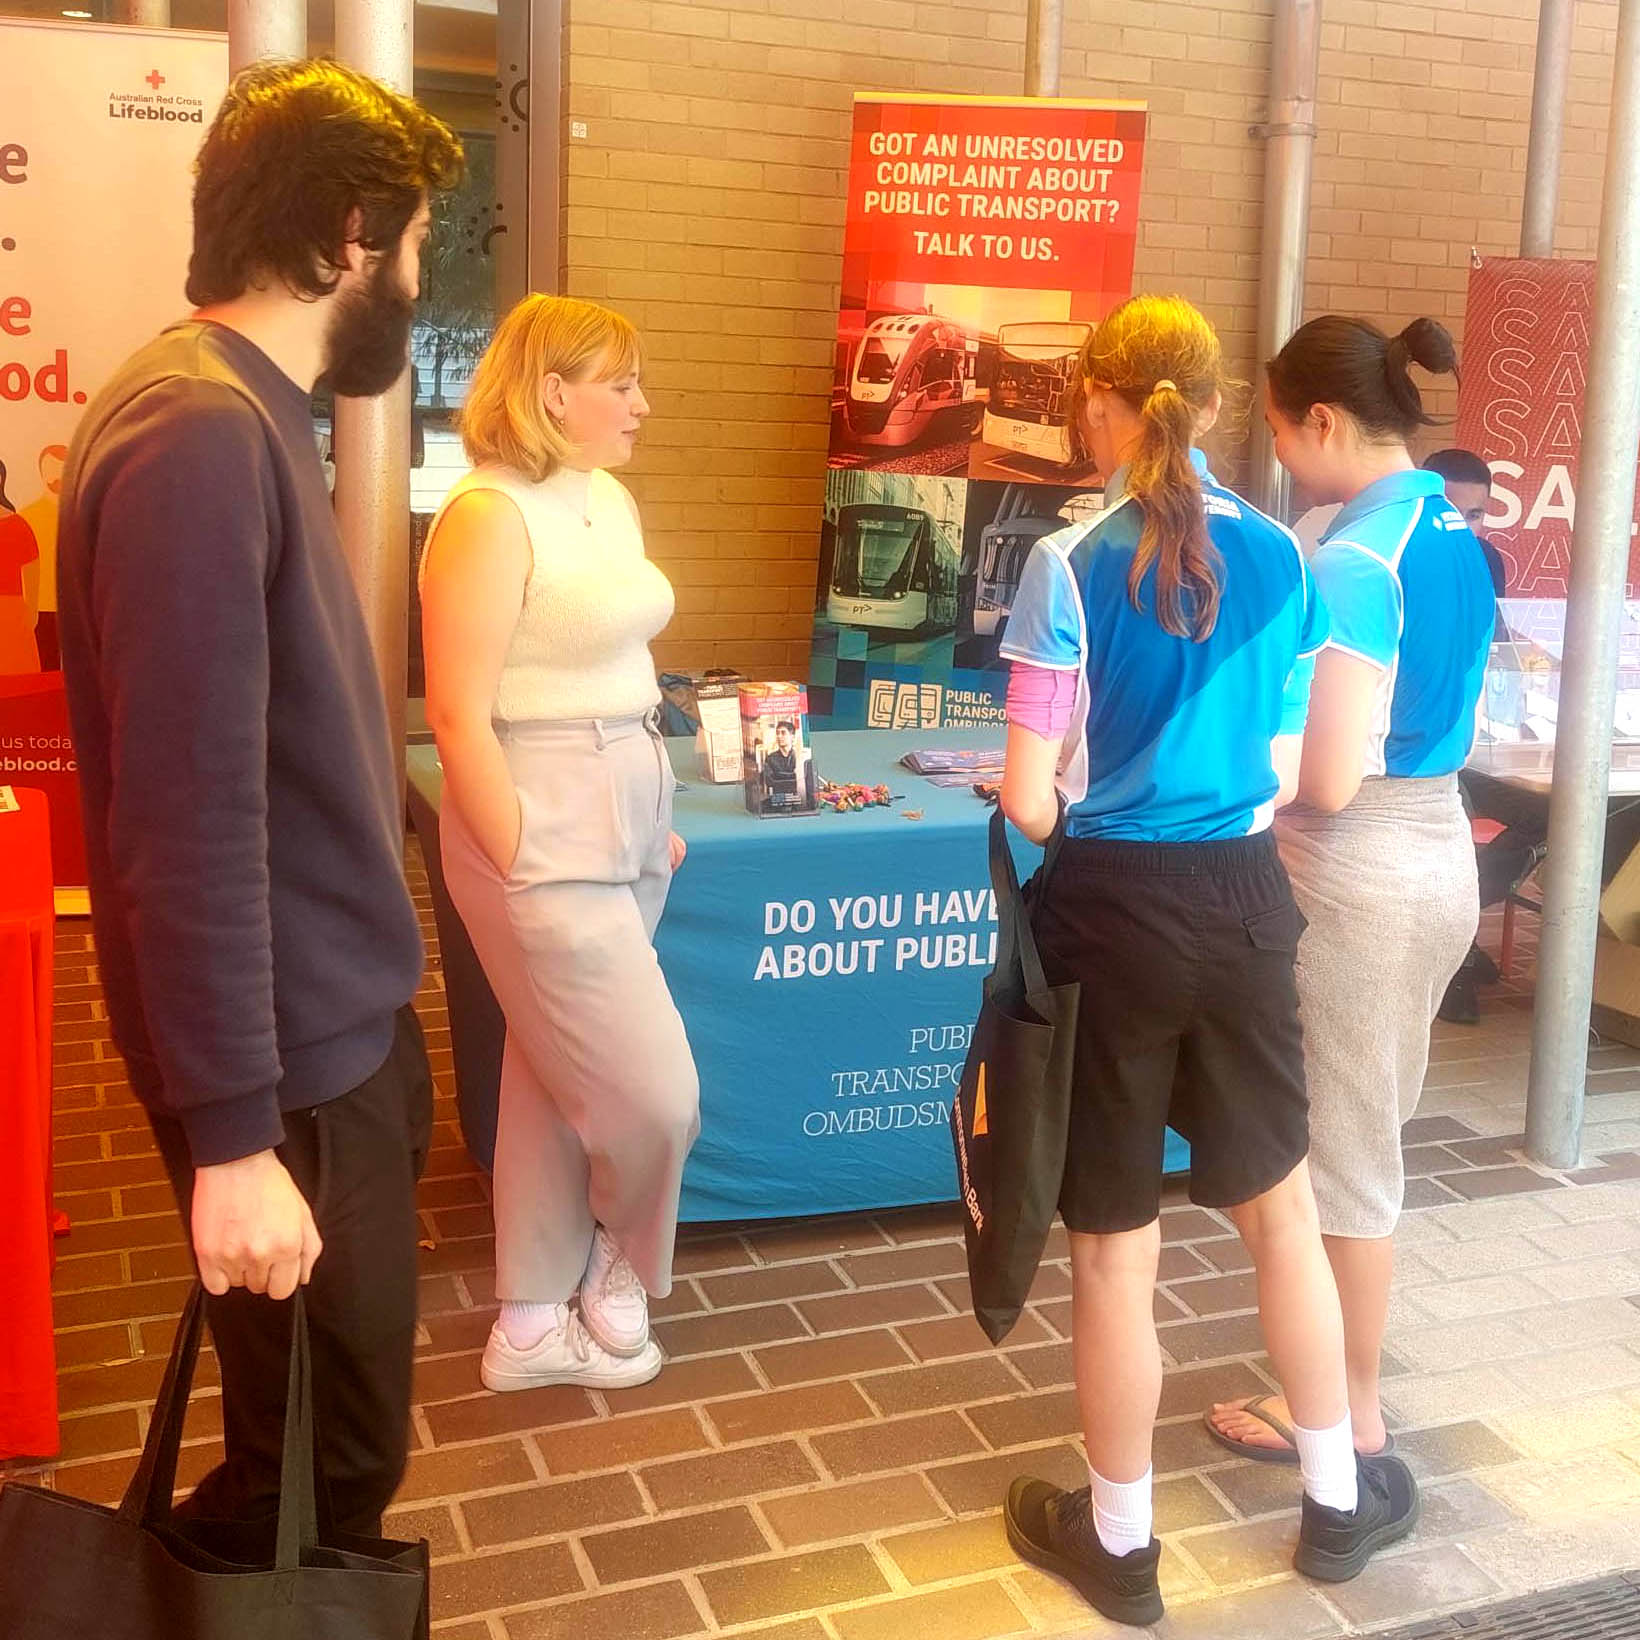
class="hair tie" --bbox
[1153,379,1178,393]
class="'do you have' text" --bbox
[754,888,998,981]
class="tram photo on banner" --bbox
[811,91,1146,729]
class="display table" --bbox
[1466,740,1640,797]
[1463,741,1640,891]
[407,731,1188,1222]
[0,786,58,1459]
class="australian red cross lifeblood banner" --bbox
[0,19,226,898]
[1456,256,1640,668]
[810,94,1146,731]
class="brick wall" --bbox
[564,0,1620,676]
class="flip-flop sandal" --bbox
[1202,1395,1397,1465]
[1203,1393,1301,1465]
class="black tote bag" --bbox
[0,1285,428,1640]
[951,808,1080,1344]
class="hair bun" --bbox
[1396,316,1458,379]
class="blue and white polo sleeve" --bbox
[1278,555,1331,736]
[1310,539,1401,671]
[998,540,1083,672]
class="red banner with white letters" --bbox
[811,93,1146,730]
[1455,256,1640,602]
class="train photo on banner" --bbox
[982,320,1093,467]
[972,484,1090,638]
[826,501,960,635]
[841,313,986,449]
[965,482,1104,644]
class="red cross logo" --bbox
[145,69,165,90]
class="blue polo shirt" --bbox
[1000,450,1328,842]
[1312,469,1494,778]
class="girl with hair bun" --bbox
[1206,316,1495,1473]
[999,294,1418,1628]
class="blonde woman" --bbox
[421,295,699,1391]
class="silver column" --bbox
[227,0,306,73]
[333,0,415,801]
[528,0,564,293]
[1024,0,1064,98]
[113,0,170,25]
[1249,0,1322,519]
[494,0,531,310]
[1526,0,1640,1168]
[1520,0,1575,258]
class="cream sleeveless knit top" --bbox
[424,464,674,724]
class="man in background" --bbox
[1425,448,1508,639]
[1422,449,1540,1022]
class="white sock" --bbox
[499,1300,568,1351]
[1089,1463,1153,1557]
[1294,1411,1359,1513]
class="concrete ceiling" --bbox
[0,0,497,77]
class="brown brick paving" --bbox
[10,860,1640,1636]
[504,1580,707,1640]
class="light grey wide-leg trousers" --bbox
[441,712,700,1301]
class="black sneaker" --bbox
[1294,1452,1421,1582]
[1004,1477,1163,1627]
[1437,970,1479,1024]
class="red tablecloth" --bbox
[0,785,57,1459]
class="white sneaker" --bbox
[578,1225,651,1358]
[480,1311,663,1393]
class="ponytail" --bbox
[1084,294,1225,641]
[1268,314,1458,441]
[1126,379,1222,640]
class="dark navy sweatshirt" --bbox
[57,321,423,1165]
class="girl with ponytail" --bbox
[998,295,1418,1627]
[1206,316,1494,1486]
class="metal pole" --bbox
[227,0,305,74]
[1024,0,1064,98]
[1526,0,1640,1169]
[1521,0,1575,258]
[1250,0,1322,519]
[333,0,414,803]
[113,0,170,25]
[528,0,564,293]
[493,0,530,310]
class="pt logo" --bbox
[145,69,165,90]
[866,679,943,730]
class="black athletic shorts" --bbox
[1029,829,1310,1233]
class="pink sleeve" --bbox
[1006,660,1077,739]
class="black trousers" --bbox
[1462,768,1640,901]
[149,1006,434,1537]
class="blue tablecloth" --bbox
[407,731,1188,1222]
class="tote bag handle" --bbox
[116,1282,207,1532]
[117,1283,323,1570]
[273,1288,322,1569]
[988,805,1059,1000]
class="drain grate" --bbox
[1368,1572,1640,1639]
